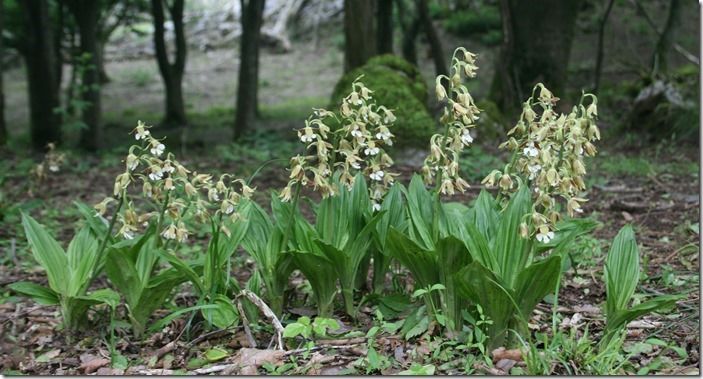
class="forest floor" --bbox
[0,134,699,374]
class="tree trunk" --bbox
[151,0,188,129]
[20,0,62,150]
[651,0,683,75]
[0,0,6,146]
[67,0,102,151]
[344,0,377,72]
[417,0,447,77]
[397,0,421,65]
[233,0,266,140]
[376,0,393,55]
[593,0,615,94]
[97,42,110,83]
[490,0,582,112]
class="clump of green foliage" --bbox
[330,55,435,148]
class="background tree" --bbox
[66,0,102,151]
[19,0,63,150]
[97,0,150,83]
[490,0,582,112]
[376,0,394,55]
[233,0,266,140]
[651,0,683,75]
[593,0,615,94]
[416,0,447,77]
[0,0,6,146]
[151,0,188,129]
[344,0,377,72]
[397,0,421,65]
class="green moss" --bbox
[330,55,436,148]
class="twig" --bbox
[186,327,233,347]
[235,290,284,350]
[236,300,257,348]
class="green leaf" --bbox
[289,250,338,318]
[405,314,429,339]
[148,304,219,333]
[492,185,532,287]
[513,255,562,318]
[455,262,521,348]
[105,244,143,309]
[21,213,70,295]
[469,190,500,241]
[283,322,310,339]
[604,225,640,318]
[386,228,438,291]
[201,294,239,329]
[158,250,204,295]
[8,282,59,305]
[605,295,682,338]
[66,227,99,297]
[406,175,435,250]
[204,347,229,362]
[78,288,121,308]
[435,236,472,331]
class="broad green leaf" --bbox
[77,288,121,308]
[604,225,640,317]
[66,227,99,297]
[386,228,438,291]
[605,295,682,339]
[289,250,338,317]
[406,175,435,250]
[492,185,532,287]
[204,347,229,362]
[469,190,500,240]
[533,218,599,256]
[283,322,310,339]
[148,304,218,332]
[513,255,562,318]
[202,294,239,329]
[456,262,521,348]
[8,282,59,305]
[105,244,143,308]
[435,236,472,332]
[158,250,204,295]
[21,213,70,295]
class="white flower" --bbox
[376,131,392,141]
[208,188,220,202]
[351,128,363,138]
[162,163,175,174]
[536,229,555,243]
[49,164,60,172]
[161,224,177,240]
[123,230,134,240]
[300,133,317,143]
[351,161,361,169]
[151,143,165,157]
[370,170,384,181]
[372,202,382,212]
[135,128,150,140]
[149,169,163,181]
[527,164,541,180]
[461,130,474,145]
[523,142,539,157]
[364,147,380,156]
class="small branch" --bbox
[236,300,257,348]
[235,289,284,350]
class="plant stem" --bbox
[281,182,302,251]
[96,195,124,260]
[155,192,171,248]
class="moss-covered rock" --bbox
[330,55,436,148]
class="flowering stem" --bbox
[96,195,124,263]
[155,192,171,248]
[281,181,302,252]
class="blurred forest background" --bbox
[0,0,699,155]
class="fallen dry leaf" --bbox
[573,304,601,315]
[79,357,110,374]
[236,348,286,375]
[495,358,517,372]
[491,347,522,362]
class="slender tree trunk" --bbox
[233,0,265,140]
[0,0,6,146]
[376,0,394,55]
[417,0,447,77]
[67,0,102,151]
[397,0,421,65]
[651,0,683,75]
[151,0,188,128]
[97,41,110,83]
[344,0,377,72]
[20,0,62,150]
[593,0,615,94]
[490,0,582,112]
